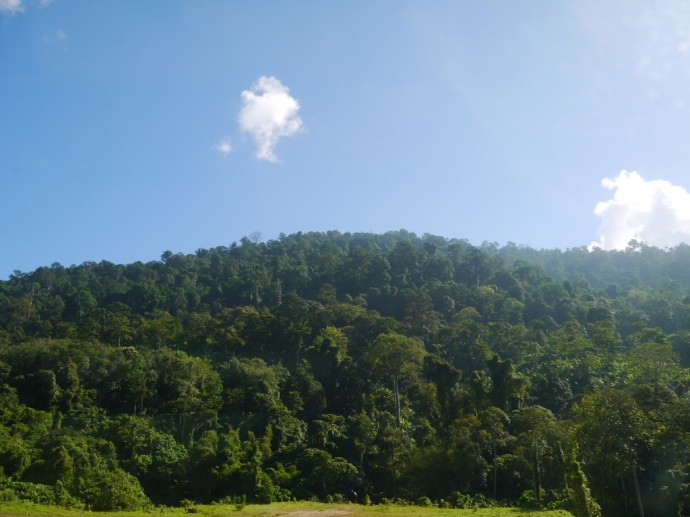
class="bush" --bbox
[180,499,198,513]
[469,493,497,508]
[446,491,498,509]
[90,468,152,511]
[415,496,433,507]
[0,480,79,507]
[447,491,472,509]
[518,489,542,509]
[544,489,572,511]
[219,494,247,510]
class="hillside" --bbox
[1,231,690,516]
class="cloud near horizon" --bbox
[238,76,302,162]
[591,170,690,250]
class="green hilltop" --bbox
[1,230,690,516]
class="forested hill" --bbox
[2,230,690,515]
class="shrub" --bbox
[447,490,472,509]
[518,489,541,509]
[415,496,433,507]
[446,491,498,509]
[219,494,246,510]
[90,468,151,511]
[469,493,497,508]
[0,480,79,507]
[180,499,197,513]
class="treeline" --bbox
[0,230,689,515]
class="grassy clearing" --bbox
[0,500,573,517]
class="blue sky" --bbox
[3,1,690,277]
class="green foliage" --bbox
[415,496,432,507]
[565,447,601,517]
[2,231,690,513]
[89,468,151,511]
[517,490,543,509]
[0,480,79,507]
[446,491,472,508]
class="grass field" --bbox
[0,500,574,517]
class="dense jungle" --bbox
[2,230,690,516]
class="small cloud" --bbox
[213,137,233,157]
[56,28,67,41]
[591,170,690,250]
[0,0,24,15]
[238,76,303,162]
[39,0,53,6]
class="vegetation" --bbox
[0,500,573,517]
[1,230,690,515]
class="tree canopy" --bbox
[1,230,690,515]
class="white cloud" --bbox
[1,0,55,15]
[0,0,24,14]
[238,76,302,162]
[213,137,233,158]
[591,170,690,250]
